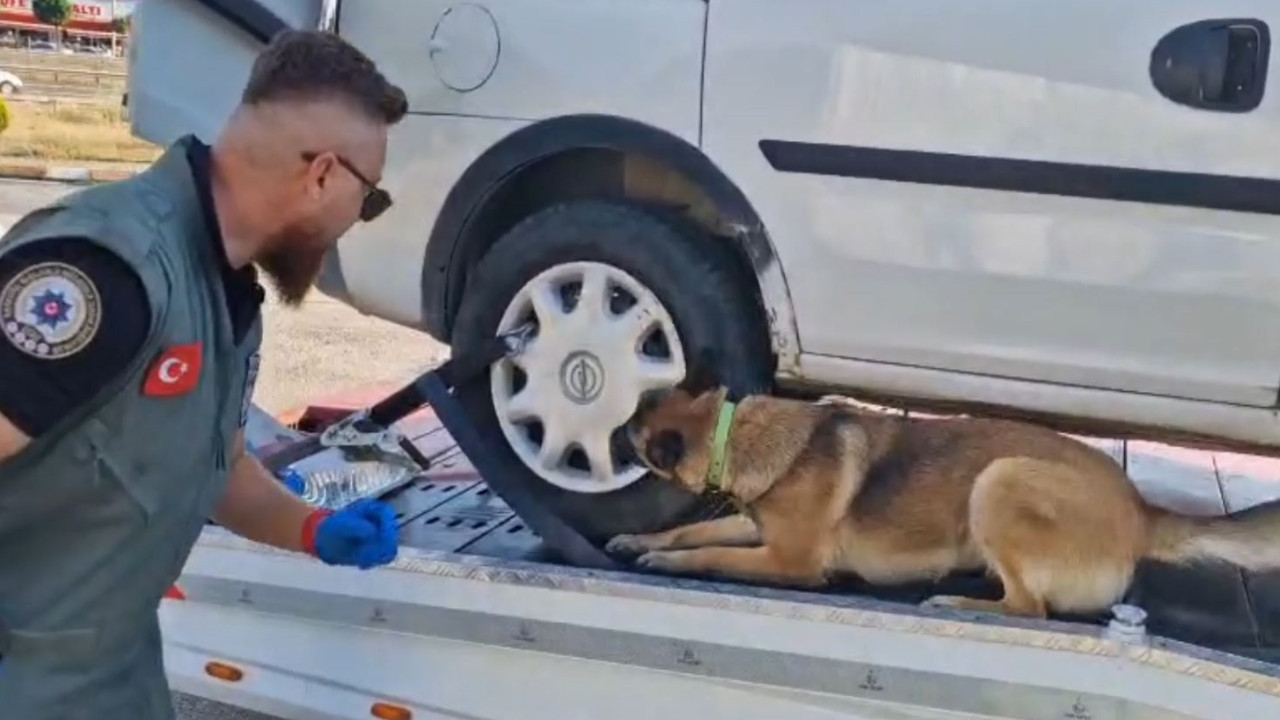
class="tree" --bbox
[111,13,131,56]
[31,0,73,49]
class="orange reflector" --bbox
[164,584,186,600]
[204,661,244,682]
[371,702,412,720]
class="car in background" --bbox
[0,68,21,97]
[72,44,114,56]
[28,40,73,55]
[128,0,1280,545]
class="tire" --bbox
[451,199,774,543]
[0,82,14,97]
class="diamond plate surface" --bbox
[460,515,560,562]
[399,484,517,552]
[385,475,480,528]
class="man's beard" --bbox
[257,227,330,307]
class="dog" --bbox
[606,359,1280,619]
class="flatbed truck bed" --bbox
[161,385,1280,720]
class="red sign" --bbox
[0,0,136,32]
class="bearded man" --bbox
[0,29,406,719]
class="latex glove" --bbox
[304,498,399,569]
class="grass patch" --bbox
[0,100,159,164]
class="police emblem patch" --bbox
[0,261,102,359]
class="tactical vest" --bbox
[0,136,263,720]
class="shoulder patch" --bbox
[143,343,204,398]
[0,261,103,360]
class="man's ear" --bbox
[304,152,338,196]
[680,348,722,395]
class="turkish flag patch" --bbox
[143,342,204,397]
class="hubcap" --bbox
[491,261,686,493]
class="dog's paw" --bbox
[606,534,656,556]
[920,595,970,610]
[635,551,685,573]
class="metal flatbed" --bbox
[159,384,1280,720]
[269,395,1280,663]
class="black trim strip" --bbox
[759,139,1280,217]
[193,0,291,44]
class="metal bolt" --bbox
[1112,604,1147,626]
[1106,603,1148,644]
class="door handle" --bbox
[1150,18,1270,112]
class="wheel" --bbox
[0,82,14,97]
[451,199,773,543]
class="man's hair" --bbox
[241,29,408,124]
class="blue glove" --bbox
[309,498,399,569]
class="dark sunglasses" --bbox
[300,151,393,222]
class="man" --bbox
[0,30,408,718]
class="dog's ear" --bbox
[645,430,686,472]
[680,348,722,396]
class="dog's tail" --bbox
[1145,498,1280,569]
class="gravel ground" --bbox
[253,283,447,415]
[3,177,449,719]
[171,694,283,720]
[0,178,448,416]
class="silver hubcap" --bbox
[491,261,686,493]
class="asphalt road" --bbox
[2,177,449,719]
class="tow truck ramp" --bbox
[160,399,1280,720]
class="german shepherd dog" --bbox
[608,360,1280,618]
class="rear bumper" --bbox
[162,605,353,720]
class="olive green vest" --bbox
[0,136,263,720]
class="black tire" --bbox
[0,82,14,97]
[451,199,774,543]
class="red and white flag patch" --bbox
[143,342,203,397]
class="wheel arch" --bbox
[420,113,801,373]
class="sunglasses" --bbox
[300,151,393,222]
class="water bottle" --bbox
[281,468,307,496]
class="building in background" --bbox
[0,0,138,54]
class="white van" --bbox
[128,0,1280,542]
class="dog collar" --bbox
[706,399,737,490]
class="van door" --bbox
[703,1,1280,408]
[126,0,327,146]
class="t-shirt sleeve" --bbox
[0,237,151,437]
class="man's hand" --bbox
[305,499,398,569]
[213,431,399,569]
